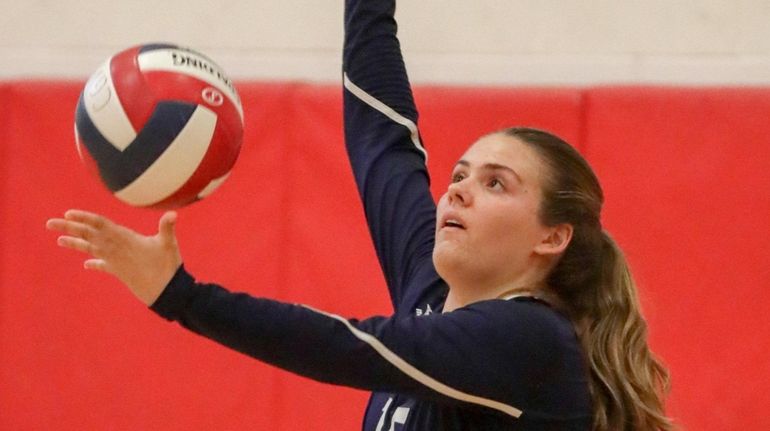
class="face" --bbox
[433,133,553,288]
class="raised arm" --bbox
[343,0,440,312]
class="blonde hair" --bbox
[501,127,673,431]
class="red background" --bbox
[1,81,768,430]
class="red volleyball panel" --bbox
[74,128,104,184]
[142,68,244,134]
[109,46,157,132]
[139,70,244,208]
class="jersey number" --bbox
[375,397,410,431]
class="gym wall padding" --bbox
[583,87,770,430]
[1,81,767,430]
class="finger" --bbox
[84,258,108,272]
[47,218,71,234]
[158,211,178,242]
[64,209,110,229]
[47,218,96,240]
[57,236,93,255]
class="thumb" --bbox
[158,211,178,242]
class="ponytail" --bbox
[582,231,673,431]
[500,127,674,430]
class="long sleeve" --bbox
[150,266,590,426]
[343,0,443,313]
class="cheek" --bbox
[477,202,542,247]
[479,202,519,233]
[436,193,449,211]
[435,192,445,208]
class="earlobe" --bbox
[534,223,574,256]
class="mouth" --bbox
[441,217,466,230]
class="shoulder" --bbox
[459,296,572,327]
[432,297,588,408]
[452,297,580,356]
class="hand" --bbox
[46,209,183,306]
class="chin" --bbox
[432,242,464,281]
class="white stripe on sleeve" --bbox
[343,73,428,163]
[301,305,523,419]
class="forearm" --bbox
[150,266,541,419]
[151,266,402,388]
[344,0,417,120]
[343,0,438,310]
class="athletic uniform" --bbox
[151,0,592,429]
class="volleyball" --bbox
[74,43,244,208]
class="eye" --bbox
[451,172,466,183]
[487,178,504,190]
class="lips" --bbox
[440,213,466,230]
[444,219,464,228]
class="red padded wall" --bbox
[1,81,768,430]
[584,87,770,430]
[0,81,295,430]
[0,83,8,296]
[275,84,384,430]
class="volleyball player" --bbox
[47,0,672,429]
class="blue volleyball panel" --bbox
[75,97,199,191]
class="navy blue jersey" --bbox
[151,0,592,429]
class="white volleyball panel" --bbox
[115,105,217,206]
[82,58,137,151]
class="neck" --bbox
[442,270,549,312]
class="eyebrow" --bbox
[455,160,523,183]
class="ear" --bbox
[533,223,573,256]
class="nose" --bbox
[447,179,472,206]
